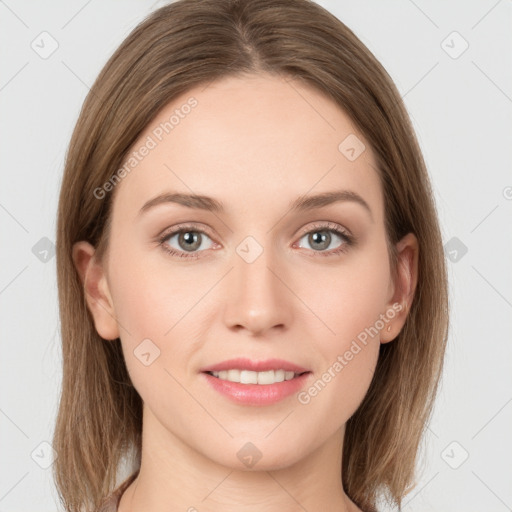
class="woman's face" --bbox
[80,72,415,470]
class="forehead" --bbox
[111,72,383,223]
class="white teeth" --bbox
[210,369,302,385]
[274,369,285,382]
[227,369,240,382]
[240,370,258,384]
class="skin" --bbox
[73,72,418,512]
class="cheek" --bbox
[108,239,204,337]
[299,238,392,344]
[294,240,390,412]
[106,247,194,379]
[297,340,379,436]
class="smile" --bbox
[202,371,312,406]
[206,369,306,385]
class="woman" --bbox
[53,1,449,511]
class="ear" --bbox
[380,232,418,344]
[72,241,120,341]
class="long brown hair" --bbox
[53,1,449,510]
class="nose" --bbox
[222,241,293,336]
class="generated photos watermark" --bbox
[297,302,403,405]
[93,96,198,200]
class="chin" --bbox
[204,437,307,472]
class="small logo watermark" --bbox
[338,134,366,162]
[441,440,469,469]
[237,442,263,468]
[31,31,59,59]
[134,338,161,366]
[441,31,469,59]
[31,441,58,469]
[236,236,264,264]
[31,236,55,263]
[444,236,468,263]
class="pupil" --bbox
[311,231,329,250]
[180,231,200,251]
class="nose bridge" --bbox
[223,234,291,334]
[235,237,277,296]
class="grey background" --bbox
[1,0,511,510]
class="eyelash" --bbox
[156,221,355,260]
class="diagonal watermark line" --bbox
[0,0,29,28]
[426,424,439,439]
[61,60,127,154]
[0,472,29,503]
[163,367,233,437]
[472,470,511,510]
[266,163,337,235]
[164,163,233,233]
[472,396,512,439]
[265,410,295,438]
[61,0,93,29]
[201,470,234,501]
[163,267,234,336]
[61,60,91,91]
[84,288,133,337]
[471,265,512,308]
[266,472,311,512]
[402,62,439,99]
[402,471,440,509]
[472,61,512,105]
[0,266,28,295]
[0,62,29,92]
[0,408,29,439]
[471,0,502,30]
[266,266,336,335]
[285,76,336,131]
[407,0,439,28]
[61,61,139,157]
[470,204,499,233]
[0,202,29,233]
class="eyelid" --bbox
[156,222,218,259]
[157,222,215,240]
[156,220,354,258]
[295,220,352,239]
[157,221,351,243]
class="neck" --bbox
[118,404,360,512]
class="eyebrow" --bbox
[138,190,373,220]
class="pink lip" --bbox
[201,371,312,406]
[200,357,309,373]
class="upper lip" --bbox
[200,358,310,373]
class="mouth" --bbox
[201,369,312,406]
[203,369,311,385]
[199,358,312,405]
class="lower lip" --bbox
[201,372,312,406]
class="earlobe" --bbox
[72,241,120,341]
[381,232,419,344]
